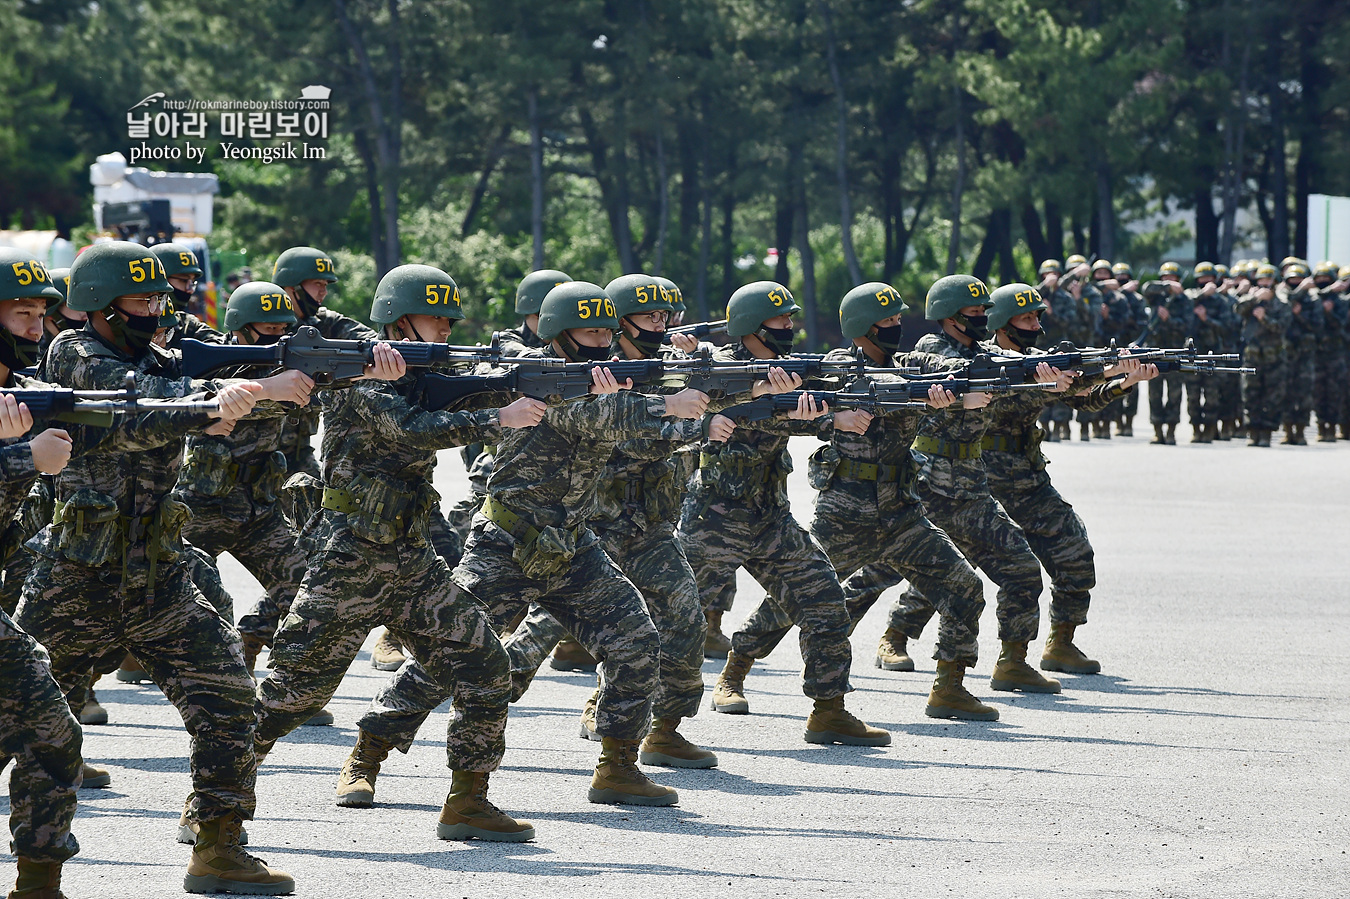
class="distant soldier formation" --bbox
[0,234,1313,898]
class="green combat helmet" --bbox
[607,274,676,357]
[1255,263,1277,281]
[1037,259,1062,277]
[725,281,800,355]
[45,266,71,316]
[1091,259,1113,278]
[1111,262,1133,280]
[1194,261,1217,282]
[0,248,62,304]
[516,269,572,316]
[1313,261,1338,281]
[371,264,463,326]
[656,276,686,319]
[1065,254,1088,269]
[273,246,338,288]
[150,242,204,277]
[1214,263,1230,280]
[1159,261,1182,280]
[538,281,618,362]
[987,282,1047,350]
[225,281,298,332]
[65,241,170,312]
[839,282,909,350]
[926,274,992,341]
[1284,262,1310,282]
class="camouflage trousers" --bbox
[1215,364,1244,422]
[181,496,306,646]
[502,521,707,721]
[678,495,853,700]
[890,480,1044,645]
[1283,348,1316,427]
[1184,373,1221,427]
[1148,371,1184,425]
[1314,349,1346,427]
[740,489,984,666]
[1121,381,1140,421]
[239,505,461,648]
[255,517,508,772]
[988,468,1094,628]
[1243,354,1288,431]
[0,549,33,617]
[0,610,81,864]
[14,555,257,824]
[1038,400,1072,427]
[446,451,494,544]
[454,518,661,742]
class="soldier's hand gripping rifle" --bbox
[3,372,221,427]
[178,325,505,383]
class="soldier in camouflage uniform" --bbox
[1183,262,1229,443]
[1140,262,1192,444]
[1109,262,1148,435]
[880,275,1055,711]
[681,282,892,743]
[1313,262,1348,441]
[1035,260,1076,441]
[12,241,298,894]
[1087,260,1135,438]
[1208,263,1244,440]
[979,282,1158,679]
[1277,262,1320,445]
[256,264,539,842]
[1235,264,1289,446]
[0,250,85,899]
[728,283,995,719]
[150,243,226,351]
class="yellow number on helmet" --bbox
[179,252,195,268]
[11,262,32,286]
[576,298,591,318]
[603,297,615,317]
[768,289,784,306]
[635,285,650,304]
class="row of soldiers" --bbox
[0,239,1162,898]
[1033,253,1350,447]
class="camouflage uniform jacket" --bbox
[0,372,47,528]
[282,308,379,467]
[909,331,1004,498]
[495,323,545,359]
[686,342,834,514]
[1095,287,1137,346]
[31,326,253,566]
[1141,282,1192,347]
[488,346,703,535]
[1318,291,1349,352]
[1183,290,1228,354]
[1276,284,1322,354]
[1038,285,1082,348]
[1237,295,1291,363]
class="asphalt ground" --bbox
[8,425,1349,898]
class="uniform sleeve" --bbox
[343,380,501,451]
[0,443,36,483]
[549,390,703,443]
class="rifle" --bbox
[898,342,1121,382]
[669,319,728,339]
[4,372,220,427]
[662,349,897,395]
[178,325,504,383]
[415,358,673,409]
[718,374,1053,424]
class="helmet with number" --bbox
[724,281,800,337]
[272,246,338,287]
[225,281,299,331]
[838,282,910,339]
[536,281,618,341]
[1065,254,1088,269]
[65,241,171,312]
[1279,256,1304,271]
[149,242,203,278]
[1194,261,1217,281]
[1111,262,1133,280]
[1214,263,1230,280]
[1284,262,1309,281]
[924,274,991,321]
[606,274,677,320]
[1091,259,1113,277]
[1158,261,1181,279]
[515,269,572,316]
[1255,263,1277,281]
[1312,261,1337,280]
[1037,259,1062,276]
[656,276,687,317]
[370,264,463,325]
[44,266,70,315]
[987,282,1047,331]
[1339,264,1350,281]
[0,248,63,304]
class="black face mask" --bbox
[1007,324,1041,350]
[0,329,40,371]
[53,315,83,333]
[246,325,283,346]
[105,306,160,357]
[625,320,667,357]
[294,285,323,319]
[869,324,905,356]
[560,332,612,363]
[955,313,989,342]
[757,325,795,355]
[172,286,195,310]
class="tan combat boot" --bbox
[370,629,406,671]
[703,609,732,659]
[9,858,64,899]
[578,687,601,741]
[184,814,294,895]
[640,718,718,768]
[177,795,249,845]
[241,633,267,676]
[80,762,110,789]
[874,627,915,671]
[301,706,334,727]
[710,651,753,714]
[115,652,151,683]
[589,738,678,806]
[989,641,1061,693]
[79,688,108,726]
[437,770,535,842]
[549,638,599,672]
[335,730,395,807]
[1040,623,1101,674]
[1151,424,1166,444]
[804,696,891,746]
[925,660,999,721]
